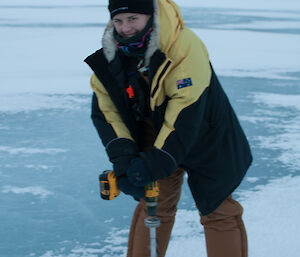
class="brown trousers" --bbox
[127,120,248,257]
[126,168,247,257]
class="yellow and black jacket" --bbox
[85,0,252,215]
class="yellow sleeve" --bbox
[154,27,212,149]
[90,73,134,141]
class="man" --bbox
[84,0,252,256]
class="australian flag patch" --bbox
[176,77,193,89]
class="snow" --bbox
[0,94,90,113]
[1,0,300,256]
[0,0,299,113]
[168,175,300,257]
[195,28,300,80]
[253,93,300,110]
[25,164,50,170]
[174,0,300,10]
[0,146,68,155]
[240,92,300,171]
[245,177,260,183]
[33,175,300,256]
[2,185,53,200]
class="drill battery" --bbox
[99,170,120,200]
[99,170,159,204]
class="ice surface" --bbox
[31,175,300,257]
[250,93,300,170]
[1,0,300,256]
[175,0,300,10]
[0,146,68,155]
[167,175,300,257]
[2,185,53,200]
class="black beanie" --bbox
[108,0,154,18]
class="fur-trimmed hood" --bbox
[102,0,184,66]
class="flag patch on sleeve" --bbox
[176,78,193,89]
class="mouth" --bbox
[122,34,136,38]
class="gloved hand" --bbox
[126,157,152,187]
[117,176,145,199]
[106,138,139,177]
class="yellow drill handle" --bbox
[144,181,159,218]
[145,181,159,198]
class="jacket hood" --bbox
[102,0,184,65]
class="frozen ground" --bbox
[0,0,299,256]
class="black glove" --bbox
[127,157,152,186]
[139,148,177,181]
[117,176,145,199]
[106,138,139,177]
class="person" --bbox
[84,0,252,256]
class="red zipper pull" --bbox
[126,85,134,99]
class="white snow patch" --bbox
[221,10,300,20]
[175,0,300,10]
[251,93,300,170]
[167,175,300,257]
[256,132,300,170]
[192,29,300,80]
[237,176,300,257]
[3,0,299,10]
[253,93,300,110]
[0,146,68,155]
[104,218,114,223]
[2,185,53,199]
[47,175,300,257]
[166,209,206,256]
[25,164,50,170]
[0,94,90,113]
[103,228,129,246]
[240,115,278,124]
[215,21,300,30]
[39,229,129,257]
[40,249,101,257]
[246,177,260,183]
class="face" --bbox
[112,13,151,38]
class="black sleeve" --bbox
[91,93,117,147]
[91,93,139,176]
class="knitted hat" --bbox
[108,0,154,18]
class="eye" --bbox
[128,16,138,22]
[112,19,121,25]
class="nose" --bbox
[120,22,133,37]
